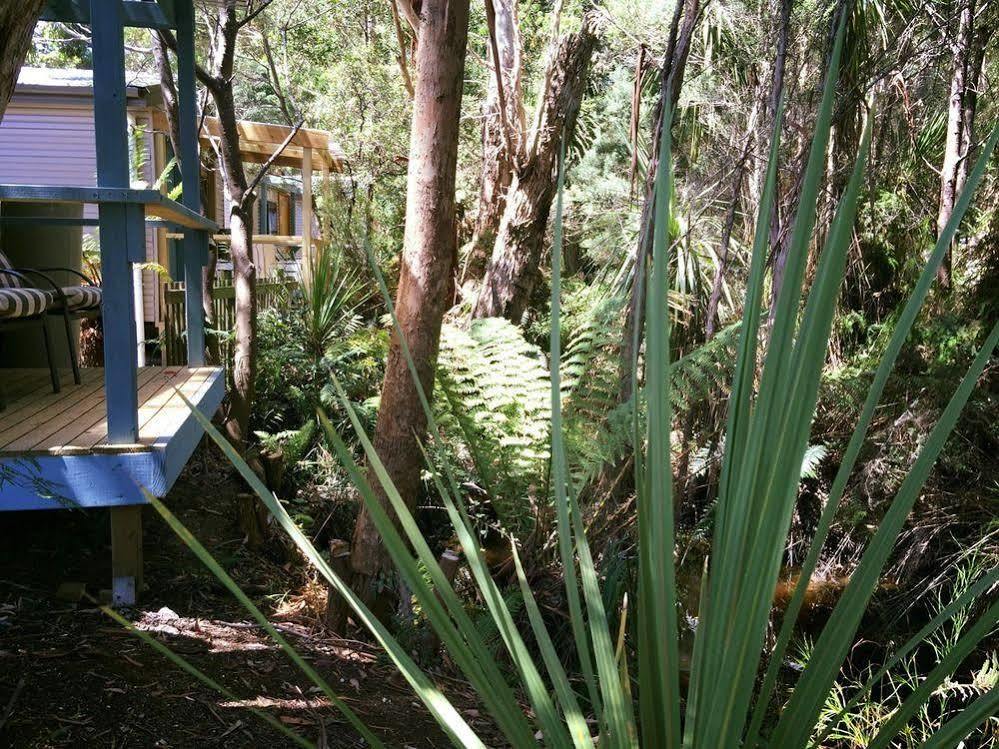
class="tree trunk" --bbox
[350,0,470,604]
[214,103,255,450]
[227,205,256,449]
[0,1,45,121]
[765,0,794,321]
[955,21,989,198]
[618,0,700,403]
[463,0,523,282]
[154,27,224,368]
[152,32,182,162]
[705,104,758,337]
[203,4,256,451]
[473,15,597,321]
[936,0,976,292]
[203,240,222,365]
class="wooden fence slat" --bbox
[161,276,292,367]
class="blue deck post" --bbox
[176,0,206,366]
[90,0,138,443]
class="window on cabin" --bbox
[266,200,278,234]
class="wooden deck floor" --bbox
[0,367,218,456]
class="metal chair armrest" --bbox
[5,268,71,304]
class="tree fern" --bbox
[438,307,742,524]
[437,318,551,533]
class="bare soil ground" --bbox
[0,440,493,748]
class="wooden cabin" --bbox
[0,0,222,605]
[0,67,345,346]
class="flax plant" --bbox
[130,12,999,747]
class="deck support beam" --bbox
[111,505,143,606]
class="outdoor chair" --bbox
[0,256,63,399]
[33,265,103,386]
[0,251,102,390]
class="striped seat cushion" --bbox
[0,251,23,289]
[0,287,50,319]
[62,285,102,312]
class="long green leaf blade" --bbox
[179,396,487,749]
[146,493,383,748]
[755,117,999,741]
[770,320,999,747]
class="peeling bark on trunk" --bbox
[937,0,975,292]
[0,1,45,122]
[349,0,469,602]
[473,16,597,321]
[463,0,523,281]
[937,0,983,291]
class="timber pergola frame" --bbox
[0,0,221,604]
[158,114,346,259]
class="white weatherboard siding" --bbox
[0,101,98,209]
[0,98,160,335]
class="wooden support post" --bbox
[176,0,206,366]
[325,539,352,632]
[236,492,269,548]
[302,146,313,273]
[111,505,143,606]
[91,0,138,443]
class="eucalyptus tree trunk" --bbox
[473,14,598,321]
[936,0,982,291]
[209,69,257,450]
[0,1,46,121]
[349,0,470,607]
[463,0,524,281]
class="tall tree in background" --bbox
[936,0,991,291]
[0,1,46,121]
[462,0,524,281]
[618,0,700,403]
[164,0,298,450]
[349,0,470,606]
[472,12,599,321]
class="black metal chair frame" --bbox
[33,266,103,387]
[0,268,68,405]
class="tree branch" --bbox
[395,0,421,35]
[240,118,305,207]
[238,0,277,28]
[259,26,299,124]
[389,0,415,96]
[158,28,218,89]
[483,0,518,161]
